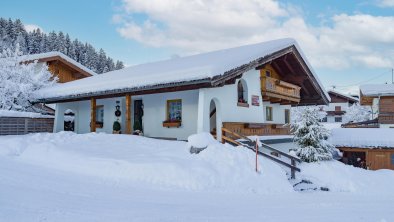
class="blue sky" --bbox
[1,0,394,94]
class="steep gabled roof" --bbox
[328,90,359,103]
[19,52,96,77]
[35,38,329,105]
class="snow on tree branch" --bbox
[343,104,371,123]
[0,45,57,111]
[290,106,335,162]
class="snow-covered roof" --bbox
[19,52,96,76]
[327,90,359,103]
[0,110,54,118]
[330,128,394,148]
[36,38,329,103]
[360,84,394,97]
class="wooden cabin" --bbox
[35,39,329,141]
[20,52,96,83]
[331,128,394,170]
[360,84,394,128]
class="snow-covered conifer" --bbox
[290,106,334,162]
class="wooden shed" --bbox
[330,128,394,170]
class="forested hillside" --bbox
[0,18,124,74]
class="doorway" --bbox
[133,100,143,132]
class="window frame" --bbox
[95,105,104,128]
[237,79,249,107]
[335,116,342,122]
[266,106,273,121]
[166,99,182,122]
[284,109,290,124]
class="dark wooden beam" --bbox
[90,98,96,132]
[125,95,132,134]
[270,98,282,103]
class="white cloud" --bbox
[24,24,44,33]
[377,0,394,7]
[114,0,394,69]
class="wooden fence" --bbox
[0,117,54,135]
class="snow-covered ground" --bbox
[0,132,393,221]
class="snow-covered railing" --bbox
[221,127,301,179]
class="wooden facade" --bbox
[260,64,301,104]
[47,61,86,83]
[378,96,394,124]
[222,122,290,136]
[338,147,394,170]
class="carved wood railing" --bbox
[261,76,301,101]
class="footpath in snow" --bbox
[0,132,393,221]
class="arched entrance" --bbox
[209,98,222,141]
[64,109,75,131]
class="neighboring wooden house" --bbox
[20,51,96,83]
[331,128,394,170]
[35,38,329,141]
[320,90,358,123]
[360,84,394,128]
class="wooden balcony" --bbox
[261,76,301,104]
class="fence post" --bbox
[24,118,28,135]
[255,139,258,172]
[291,159,296,179]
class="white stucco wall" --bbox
[197,69,290,139]
[141,90,199,140]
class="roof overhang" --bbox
[36,45,329,105]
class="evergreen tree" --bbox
[290,106,334,162]
[0,17,122,74]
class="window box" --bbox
[95,122,104,128]
[237,102,249,107]
[163,120,182,128]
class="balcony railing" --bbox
[261,76,301,103]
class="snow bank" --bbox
[299,161,394,193]
[0,110,54,118]
[330,128,394,148]
[187,132,218,148]
[0,132,293,194]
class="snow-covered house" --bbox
[320,90,358,123]
[35,39,329,140]
[20,52,96,83]
[360,84,394,128]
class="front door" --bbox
[133,100,143,132]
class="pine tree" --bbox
[290,106,334,162]
[0,17,122,74]
[115,60,124,70]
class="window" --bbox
[96,105,104,128]
[335,117,342,122]
[237,80,248,105]
[321,117,328,122]
[285,109,290,124]
[335,106,341,111]
[266,106,273,121]
[167,99,182,122]
[265,70,271,77]
[391,154,394,165]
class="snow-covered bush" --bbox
[343,104,371,123]
[290,106,334,162]
[0,46,56,111]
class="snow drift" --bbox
[0,132,293,194]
